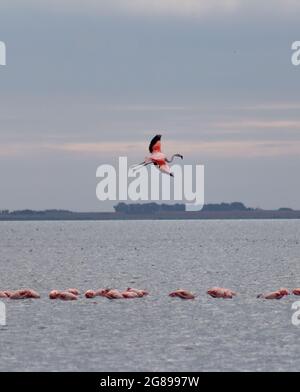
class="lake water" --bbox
[1,220,300,372]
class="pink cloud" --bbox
[1,138,300,159]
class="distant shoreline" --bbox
[1,210,300,221]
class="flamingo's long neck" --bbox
[167,154,177,163]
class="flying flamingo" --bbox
[132,134,183,177]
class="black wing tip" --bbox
[152,134,162,140]
[152,134,161,141]
[149,134,162,153]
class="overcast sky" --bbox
[0,0,299,211]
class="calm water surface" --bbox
[1,220,300,372]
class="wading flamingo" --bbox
[67,288,80,296]
[49,290,61,299]
[207,287,237,299]
[132,134,183,177]
[10,289,40,299]
[0,291,8,298]
[85,290,97,298]
[257,288,290,300]
[126,287,149,297]
[104,289,123,299]
[3,290,14,298]
[95,289,110,297]
[169,289,195,300]
[279,288,290,296]
[122,291,139,299]
[58,292,78,301]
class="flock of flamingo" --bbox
[0,287,300,300]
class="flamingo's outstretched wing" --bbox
[149,134,162,153]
